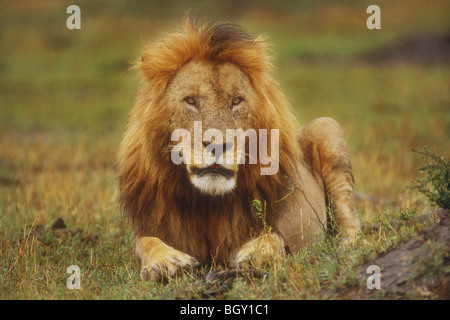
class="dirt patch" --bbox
[14,218,99,247]
[360,32,450,65]
[328,208,450,299]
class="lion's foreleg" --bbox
[230,232,286,268]
[136,236,199,281]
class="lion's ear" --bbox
[138,51,169,93]
[138,39,186,92]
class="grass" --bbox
[1,0,449,299]
[411,147,450,209]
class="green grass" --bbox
[1,0,449,299]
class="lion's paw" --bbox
[231,245,254,268]
[141,250,199,282]
[231,233,285,268]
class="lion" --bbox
[118,15,362,281]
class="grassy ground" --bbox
[1,0,449,299]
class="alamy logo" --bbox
[66,5,81,30]
[66,265,81,289]
[170,121,279,175]
[366,5,381,30]
[366,265,381,290]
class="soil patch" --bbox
[360,32,450,65]
[328,208,450,299]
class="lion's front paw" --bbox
[140,248,200,282]
[231,233,286,268]
[231,244,262,268]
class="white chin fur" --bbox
[191,174,236,196]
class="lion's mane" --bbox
[118,15,303,264]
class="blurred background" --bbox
[0,0,449,228]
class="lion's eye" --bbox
[231,97,243,107]
[184,97,196,105]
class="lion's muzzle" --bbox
[192,164,234,179]
[189,162,238,196]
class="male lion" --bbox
[118,16,362,281]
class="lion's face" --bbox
[163,61,256,196]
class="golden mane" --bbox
[118,15,302,264]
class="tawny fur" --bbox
[117,15,361,280]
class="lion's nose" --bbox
[203,141,233,157]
